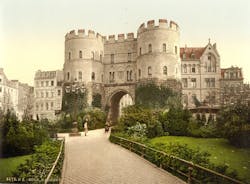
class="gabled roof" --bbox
[180,47,206,60]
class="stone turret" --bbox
[63,29,105,83]
[63,29,105,105]
[136,19,181,83]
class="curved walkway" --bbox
[59,129,185,184]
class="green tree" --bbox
[216,102,250,147]
[135,83,175,108]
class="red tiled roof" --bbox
[180,47,206,60]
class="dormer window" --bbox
[183,53,186,59]
[191,53,195,59]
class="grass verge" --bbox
[149,136,250,183]
[0,155,31,181]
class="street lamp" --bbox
[65,82,86,136]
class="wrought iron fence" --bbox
[44,138,65,184]
[110,135,245,184]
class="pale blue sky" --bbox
[1,0,250,85]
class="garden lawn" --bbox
[0,155,31,181]
[149,136,250,183]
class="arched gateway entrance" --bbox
[105,89,134,124]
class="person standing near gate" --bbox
[84,118,88,136]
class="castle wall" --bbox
[104,33,137,84]
[61,19,223,116]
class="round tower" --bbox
[136,19,181,84]
[63,29,105,105]
[63,29,104,83]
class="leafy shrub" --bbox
[187,119,218,138]
[78,107,107,130]
[161,108,191,136]
[147,120,164,138]
[126,122,147,138]
[1,111,49,157]
[13,140,62,182]
[119,105,155,128]
[216,102,250,147]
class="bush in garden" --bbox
[13,140,62,181]
[147,120,164,138]
[1,110,50,157]
[216,102,250,147]
[78,107,107,130]
[126,122,147,138]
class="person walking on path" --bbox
[104,120,110,133]
[84,118,88,136]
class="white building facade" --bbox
[33,70,63,120]
[0,68,33,120]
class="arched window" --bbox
[100,54,102,62]
[111,54,114,64]
[148,44,152,53]
[128,53,132,62]
[175,46,178,54]
[163,44,166,52]
[92,72,95,81]
[148,66,152,76]
[68,52,71,60]
[192,64,196,73]
[78,71,82,81]
[79,50,82,58]
[207,53,216,72]
[211,60,216,72]
[163,66,168,75]
[138,69,141,78]
[67,72,70,81]
[183,64,187,73]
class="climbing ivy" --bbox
[62,90,88,120]
[92,93,102,108]
[135,83,176,108]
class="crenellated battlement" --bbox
[137,19,179,34]
[105,32,136,43]
[65,29,104,42]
